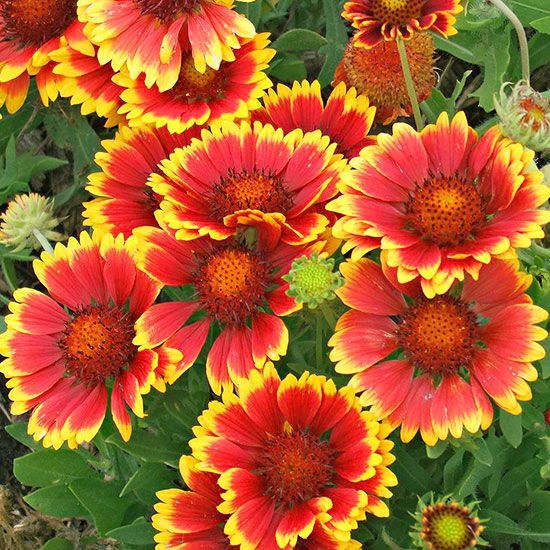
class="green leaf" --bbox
[4,423,41,450]
[272,29,328,52]
[267,55,307,82]
[24,485,89,517]
[392,447,433,494]
[120,462,175,498]
[470,26,512,111]
[433,34,477,64]
[235,0,262,27]
[106,429,181,467]
[106,517,156,546]
[426,439,449,459]
[530,15,550,33]
[14,449,99,487]
[70,479,133,536]
[524,491,550,540]
[318,0,348,87]
[471,437,493,467]
[484,509,550,543]
[40,538,74,550]
[507,0,550,26]
[500,410,523,448]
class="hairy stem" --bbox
[397,37,424,130]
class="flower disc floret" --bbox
[0,0,76,46]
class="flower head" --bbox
[545,409,550,427]
[83,125,201,238]
[0,0,85,112]
[342,0,463,48]
[0,193,65,252]
[411,495,486,550]
[495,81,550,152]
[114,34,274,133]
[153,455,363,549]
[0,232,180,448]
[284,253,344,309]
[328,112,550,297]
[252,80,376,158]
[187,366,396,547]
[334,34,435,125]
[149,120,347,250]
[329,256,547,445]
[78,0,255,91]
[134,225,322,393]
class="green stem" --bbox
[32,229,54,255]
[396,37,424,131]
[487,0,530,83]
[315,312,323,369]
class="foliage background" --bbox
[0,0,549,548]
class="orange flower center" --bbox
[370,0,424,24]
[194,246,270,326]
[520,97,547,131]
[209,171,293,220]
[406,176,485,247]
[335,33,435,124]
[421,502,482,550]
[398,296,479,375]
[60,305,136,386]
[0,0,77,47]
[133,0,201,22]
[172,54,227,102]
[257,431,336,508]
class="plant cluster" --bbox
[0,0,549,549]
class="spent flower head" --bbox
[494,81,550,152]
[0,193,65,252]
[284,252,344,309]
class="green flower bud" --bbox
[0,193,65,253]
[283,253,343,309]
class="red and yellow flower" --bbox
[134,226,322,393]
[114,33,274,133]
[153,455,363,549]
[150,120,347,251]
[334,34,435,125]
[187,366,396,547]
[329,256,548,446]
[78,0,256,91]
[328,112,550,297]
[0,232,180,448]
[342,0,463,48]
[83,125,201,238]
[51,29,125,127]
[252,80,376,159]
[0,0,87,112]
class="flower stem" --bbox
[397,37,424,131]
[315,311,323,369]
[487,0,530,83]
[33,228,55,255]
